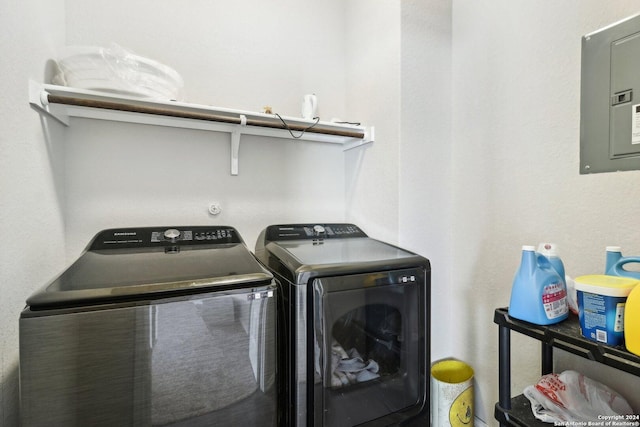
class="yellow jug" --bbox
[625,283,640,356]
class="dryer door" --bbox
[309,268,428,426]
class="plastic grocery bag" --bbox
[523,370,633,423]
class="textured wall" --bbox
[343,0,401,244]
[450,1,640,422]
[65,0,348,121]
[399,0,453,363]
[62,0,354,257]
[0,1,66,426]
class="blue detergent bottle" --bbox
[509,245,569,325]
[537,243,566,287]
[605,246,640,280]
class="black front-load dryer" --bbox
[20,226,278,427]
[255,223,430,427]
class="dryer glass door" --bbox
[310,268,427,426]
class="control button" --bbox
[164,228,181,240]
[313,225,326,236]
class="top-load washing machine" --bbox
[19,226,279,427]
[254,223,430,427]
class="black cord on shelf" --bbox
[332,121,361,126]
[275,113,320,139]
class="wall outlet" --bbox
[208,202,222,215]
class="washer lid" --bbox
[256,224,429,283]
[273,238,415,266]
[27,226,273,309]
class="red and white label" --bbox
[542,283,568,319]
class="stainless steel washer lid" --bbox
[272,238,416,265]
[255,223,429,283]
[27,226,273,309]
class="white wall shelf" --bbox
[29,81,374,175]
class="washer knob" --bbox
[164,228,181,240]
[313,225,326,236]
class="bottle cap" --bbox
[606,246,622,252]
[537,243,558,256]
[522,245,536,251]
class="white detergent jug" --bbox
[301,94,317,120]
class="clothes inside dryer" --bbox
[330,303,402,388]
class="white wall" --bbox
[65,0,348,115]
[0,1,66,425]
[61,0,357,256]
[399,0,453,364]
[450,1,640,423]
[61,120,348,256]
[344,0,401,244]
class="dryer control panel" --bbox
[264,223,367,242]
[89,226,242,250]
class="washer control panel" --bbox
[90,226,241,250]
[265,223,367,242]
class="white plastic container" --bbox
[53,44,184,101]
[574,275,639,346]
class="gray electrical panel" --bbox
[581,13,640,174]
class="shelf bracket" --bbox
[343,126,374,151]
[28,80,70,126]
[230,114,247,176]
